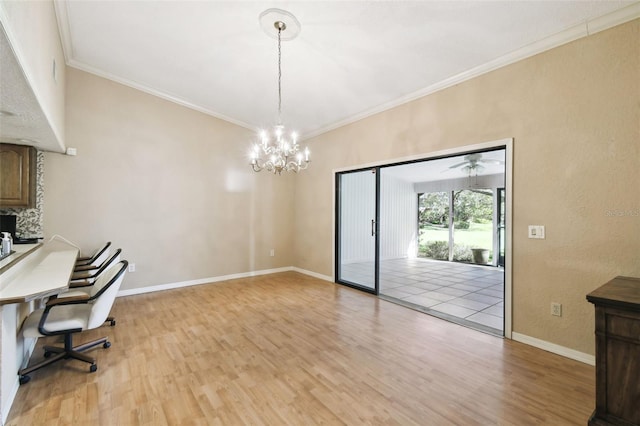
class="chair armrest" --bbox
[55,290,90,299]
[38,294,90,336]
[74,264,99,272]
[46,293,90,307]
[72,270,95,280]
[69,280,93,288]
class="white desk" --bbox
[0,240,79,421]
[0,242,78,305]
[0,244,41,275]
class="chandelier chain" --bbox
[277,26,282,124]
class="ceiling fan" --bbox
[447,153,504,174]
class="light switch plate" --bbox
[528,225,545,239]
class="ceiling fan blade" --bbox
[478,159,504,164]
[448,161,469,169]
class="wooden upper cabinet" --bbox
[0,144,37,208]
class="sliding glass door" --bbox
[335,146,508,336]
[335,168,378,293]
[497,188,506,267]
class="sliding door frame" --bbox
[332,138,513,338]
[334,167,381,294]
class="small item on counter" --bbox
[1,232,11,256]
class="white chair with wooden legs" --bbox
[18,260,128,384]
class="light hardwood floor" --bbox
[8,272,594,425]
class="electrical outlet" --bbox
[270,249,275,257]
[128,263,136,273]
[551,302,562,317]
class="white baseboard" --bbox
[117,266,331,297]
[511,332,595,366]
[290,267,333,282]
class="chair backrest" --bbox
[91,248,122,277]
[87,260,128,329]
[83,242,112,267]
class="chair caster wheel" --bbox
[19,375,30,385]
[110,320,116,326]
[103,341,111,349]
[44,351,52,358]
[90,364,97,373]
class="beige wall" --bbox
[44,68,295,290]
[41,20,639,355]
[293,20,640,355]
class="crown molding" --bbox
[53,0,72,63]
[53,1,254,130]
[51,1,640,140]
[303,3,640,141]
[66,59,256,131]
[587,1,640,35]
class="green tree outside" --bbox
[419,190,493,261]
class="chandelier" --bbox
[250,9,310,174]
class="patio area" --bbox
[340,257,504,335]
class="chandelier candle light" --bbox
[250,9,310,174]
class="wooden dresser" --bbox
[586,276,640,426]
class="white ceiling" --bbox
[0,1,636,153]
[52,0,635,140]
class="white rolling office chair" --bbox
[70,248,122,287]
[62,248,122,327]
[74,241,111,269]
[18,260,128,384]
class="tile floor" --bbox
[340,257,504,335]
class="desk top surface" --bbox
[0,241,78,305]
[0,243,42,275]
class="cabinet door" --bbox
[0,144,36,208]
